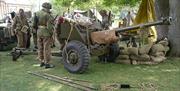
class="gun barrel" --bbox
[115,17,171,33]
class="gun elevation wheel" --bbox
[62,41,90,74]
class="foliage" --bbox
[51,0,140,15]
[103,0,139,7]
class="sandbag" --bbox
[164,46,170,54]
[130,54,150,61]
[158,40,169,46]
[151,56,166,63]
[119,47,129,55]
[150,44,166,54]
[158,41,169,46]
[127,47,138,56]
[151,52,165,57]
[115,59,131,64]
[131,60,138,65]
[137,61,157,65]
[131,60,157,65]
[138,43,153,55]
[117,54,129,59]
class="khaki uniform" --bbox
[12,15,29,48]
[34,9,54,64]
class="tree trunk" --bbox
[168,0,180,57]
[155,0,169,40]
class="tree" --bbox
[155,0,169,40]
[168,0,180,56]
[51,0,140,14]
[155,0,180,57]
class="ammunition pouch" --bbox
[21,25,29,34]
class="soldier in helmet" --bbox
[12,9,29,48]
[33,2,55,68]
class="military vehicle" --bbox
[0,11,32,51]
[0,14,17,51]
[55,9,171,73]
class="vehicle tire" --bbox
[0,44,4,51]
[62,40,90,74]
[98,43,119,62]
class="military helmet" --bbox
[42,2,52,9]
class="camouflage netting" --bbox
[115,38,169,65]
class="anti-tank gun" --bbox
[91,17,172,47]
[55,15,171,74]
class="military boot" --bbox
[40,62,45,67]
[45,64,55,69]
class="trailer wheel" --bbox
[62,40,90,74]
[98,43,119,62]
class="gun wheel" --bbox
[98,43,119,62]
[62,40,90,74]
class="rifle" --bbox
[51,14,58,48]
[33,13,39,30]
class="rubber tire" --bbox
[62,40,90,74]
[0,44,4,51]
[98,43,119,62]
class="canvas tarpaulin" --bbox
[133,0,157,43]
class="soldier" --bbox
[126,11,134,27]
[100,10,110,29]
[32,12,38,49]
[33,2,54,68]
[12,9,29,48]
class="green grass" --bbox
[0,51,180,91]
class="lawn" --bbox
[0,51,180,91]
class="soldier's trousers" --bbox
[16,31,27,48]
[33,33,37,47]
[37,36,52,64]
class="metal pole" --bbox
[5,3,7,14]
[115,19,168,33]
[28,71,97,91]
[38,0,40,11]
[0,0,2,19]
[2,1,5,18]
[7,3,9,14]
[43,73,96,90]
